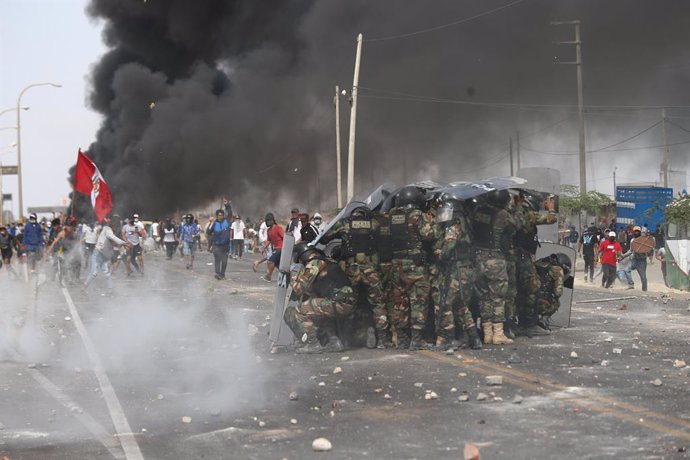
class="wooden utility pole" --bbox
[346,33,363,203]
[509,137,514,176]
[661,108,669,187]
[552,20,586,193]
[334,85,343,208]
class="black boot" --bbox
[396,331,411,349]
[465,326,483,350]
[296,333,324,354]
[517,316,550,338]
[376,328,393,349]
[409,330,430,350]
[324,336,345,353]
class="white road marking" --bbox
[6,348,124,459]
[61,287,144,460]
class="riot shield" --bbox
[269,233,296,347]
[535,243,576,328]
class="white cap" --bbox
[608,231,616,237]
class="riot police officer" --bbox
[471,189,516,345]
[321,206,388,347]
[432,196,483,349]
[388,186,435,349]
[290,242,356,354]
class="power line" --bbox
[366,0,527,42]
[523,139,690,156]
[358,86,690,111]
[667,118,690,135]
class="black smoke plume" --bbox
[72,0,690,219]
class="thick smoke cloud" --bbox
[76,0,690,218]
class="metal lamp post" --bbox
[16,82,61,219]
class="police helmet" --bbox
[293,241,318,264]
[436,196,464,224]
[551,252,572,276]
[351,206,371,218]
[521,191,543,211]
[484,189,510,208]
[394,186,424,209]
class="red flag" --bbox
[74,150,113,221]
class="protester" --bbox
[263,212,284,282]
[207,209,231,280]
[577,226,598,283]
[180,213,200,270]
[83,215,131,296]
[22,213,45,271]
[162,219,178,260]
[599,231,622,288]
[656,246,668,287]
[299,213,319,243]
[286,207,302,242]
[312,212,325,233]
[122,214,146,275]
[0,225,18,278]
[231,214,246,259]
[567,225,579,249]
[616,249,635,289]
[253,218,270,272]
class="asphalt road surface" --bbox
[1,248,689,459]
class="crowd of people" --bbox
[279,186,572,353]
[573,221,666,291]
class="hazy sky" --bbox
[2,0,689,220]
[0,0,104,218]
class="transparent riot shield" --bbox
[518,167,573,328]
[269,233,296,347]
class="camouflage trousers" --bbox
[515,249,540,319]
[390,259,430,333]
[343,260,388,330]
[295,287,356,336]
[504,255,517,320]
[432,263,477,340]
[474,249,509,323]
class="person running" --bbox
[207,209,231,280]
[253,218,270,272]
[122,214,147,275]
[180,213,200,270]
[83,215,131,296]
[262,213,284,282]
[81,221,100,273]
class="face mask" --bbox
[314,218,321,224]
[633,231,641,237]
[608,236,616,242]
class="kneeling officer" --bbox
[291,242,356,354]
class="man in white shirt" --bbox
[122,214,147,276]
[254,218,271,272]
[231,215,246,259]
[83,215,130,295]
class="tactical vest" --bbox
[312,257,352,298]
[472,205,498,250]
[342,216,376,258]
[374,214,393,263]
[514,227,539,254]
[390,208,421,252]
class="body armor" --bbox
[390,208,421,252]
[342,216,376,259]
[374,214,393,263]
[472,205,513,252]
[312,257,352,298]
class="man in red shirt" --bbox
[599,231,622,288]
[262,213,284,282]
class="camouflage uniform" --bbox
[513,201,557,326]
[389,206,435,347]
[534,257,565,317]
[321,213,387,332]
[291,257,355,338]
[472,198,516,344]
[432,217,478,346]
[373,212,395,347]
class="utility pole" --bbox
[613,166,617,198]
[334,86,343,208]
[516,131,521,170]
[661,108,669,187]
[509,137,514,176]
[346,33,363,203]
[552,20,586,193]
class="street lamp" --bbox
[16,82,61,219]
[0,106,29,119]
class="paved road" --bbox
[1,249,689,459]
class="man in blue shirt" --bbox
[207,209,231,280]
[180,213,201,270]
[23,213,45,271]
